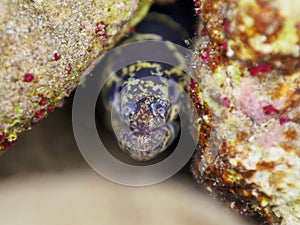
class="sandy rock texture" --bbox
[0,0,152,151]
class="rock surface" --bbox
[191,1,300,224]
[0,0,152,151]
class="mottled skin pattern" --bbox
[99,9,191,161]
[105,60,187,161]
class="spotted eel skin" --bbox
[101,12,190,161]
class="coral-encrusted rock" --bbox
[198,0,300,74]
[191,1,300,224]
[0,0,152,151]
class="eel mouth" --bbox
[116,125,171,161]
[130,126,161,135]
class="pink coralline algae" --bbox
[200,27,207,36]
[23,73,34,82]
[223,20,231,32]
[249,65,272,76]
[279,116,290,125]
[190,80,196,89]
[221,97,231,108]
[194,0,201,15]
[53,53,60,61]
[263,104,279,115]
[39,97,47,106]
[0,141,14,151]
[201,51,210,62]
[222,42,228,51]
[65,63,72,74]
[0,132,6,141]
[34,109,45,119]
[95,21,108,39]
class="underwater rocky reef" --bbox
[0,1,299,224]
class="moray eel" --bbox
[100,12,190,161]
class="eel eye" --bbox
[122,102,136,117]
[157,107,166,115]
[151,102,167,118]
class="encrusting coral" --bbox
[191,0,300,224]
